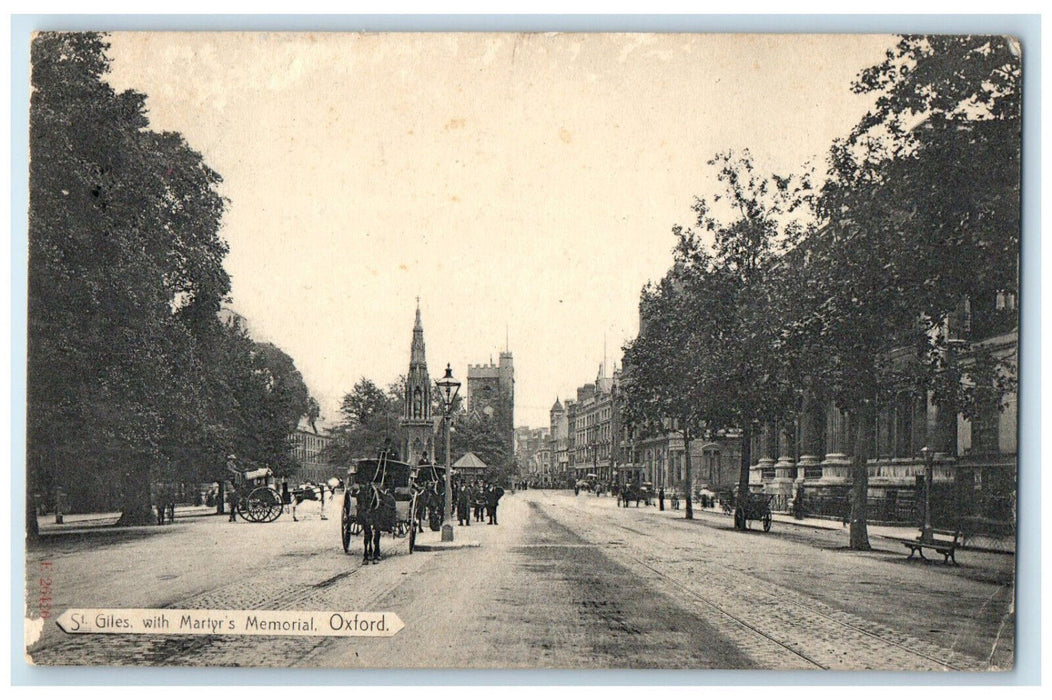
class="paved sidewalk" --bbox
[411,527,481,551]
[34,505,218,536]
[562,490,1015,554]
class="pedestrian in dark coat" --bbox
[485,485,504,525]
[473,483,486,523]
[457,484,472,526]
[153,483,166,525]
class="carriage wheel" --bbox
[238,495,262,523]
[236,497,254,522]
[246,487,281,523]
[393,519,409,538]
[733,507,745,531]
[341,492,352,554]
[264,488,283,522]
[762,512,772,532]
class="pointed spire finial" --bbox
[410,301,426,365]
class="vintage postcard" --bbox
[24,31,1019,670]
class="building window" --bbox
[972,408,999,455]
[894,391,914,458]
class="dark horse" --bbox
[356,483,396,564]
[421,482,443,532]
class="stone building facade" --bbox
[548,398,570,486]
[619,426,741,498]
[565,367,619,484]
[748,305,1017,534]
[289,427,334,483]
[515,426,551,484]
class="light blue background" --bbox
[9,13,1041,687]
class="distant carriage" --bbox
[341,457,419,557]
[734,492,774,532]
[618,481,647,507]
[234,467,284,523]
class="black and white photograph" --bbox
[22,30,1021,671]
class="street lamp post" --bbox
[920,446,934,543]
[435,364,461,543]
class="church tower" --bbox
[401,300,434,464]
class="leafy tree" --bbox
[28,33,318,525]
[621,261,715,519]
[810,35,1021,549]
[448,410,510,474]
[674,151,812,523]
[324,378,403,468]
[245,341,313,476]
[28,32,230,525]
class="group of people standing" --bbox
[454,480,504,526]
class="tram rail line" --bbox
[620,547,828,669]
[558,497,980,671]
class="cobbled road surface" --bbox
[25,490,1014,670]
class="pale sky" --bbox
[103,32,896,428]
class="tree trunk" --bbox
[737,423,752,528]
[683,425,694,520]
[217,479,227,515]
[848,407,872,550]
[115,455,154,526]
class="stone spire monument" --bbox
[401,299,435,464]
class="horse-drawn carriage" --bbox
[341,457,419,561]
[234,467,284,523]
[230,467,332,523]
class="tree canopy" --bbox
[621,36,1019,545]
[28,33,316,525]
[805,36,1021,547]
[622,151,812,520]
[323,378,405,468]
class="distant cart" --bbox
[734,492,773,532]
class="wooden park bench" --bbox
[904,529,963,566]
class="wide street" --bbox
[26,489,1014,670]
